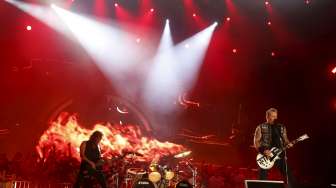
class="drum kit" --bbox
[105,151,197,188]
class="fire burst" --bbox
[36,112,185,162]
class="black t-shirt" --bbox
[84,140,101,163]
[271,124,283,148]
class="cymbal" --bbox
[174,151,192,159]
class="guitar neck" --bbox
[284,134,308,150]
[291,139,300,145]
[283,139,297,150]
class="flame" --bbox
[36,112,185,162]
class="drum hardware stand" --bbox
[158,179,169,188]
[191,167,197,188]
[186,161,197,188]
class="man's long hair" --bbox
[89,131,103,142]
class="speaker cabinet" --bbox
[244,180,285,188]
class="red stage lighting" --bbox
[26,25,32,31]
[267,21,272,26]
[271,52,275,57]
[193,13,197,17]
[232,48,237,53]
[226,17,231,21]
[265,1,270,5]
[114,3,118,7]
[305,0,310,4]
[332,66,336,74]
[150,8,154,12]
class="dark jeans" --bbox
[74,162,107,188]
[259,158,297,188]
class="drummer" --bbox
[149,154,161,171]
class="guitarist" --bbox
[254,108,296,188]
[74,131,107,188]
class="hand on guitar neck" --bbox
[264,142,293,157]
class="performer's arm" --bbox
[80,142,96,169]
[254,126,263,152]
[282,126,293,148]
[254,126,272,156]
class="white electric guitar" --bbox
[256,134,309,170]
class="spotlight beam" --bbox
[5,0,69,36]
[143,23,217,113]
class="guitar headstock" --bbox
[297,134,309,141]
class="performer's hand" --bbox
[264,150,272,157]
[287,143,293,148]
[90,162,96,169]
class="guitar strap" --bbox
[274,123,285,149]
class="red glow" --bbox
[94,0,107,17]
[232,48,237,53]
[267,21,272,26]
[137,0,155,27]
[65,0,75,8]
[226,17,231,22]
[265,1,270,5]
[183,0,206,28]
[331,98,336,111]
[266,4,296,47]
[26,25,32,31]
[115,3,132,22]
[332,66,336,74]
[225,0,238,15]
[305,0,310,4]
[271,52,276,57]
[36,113,185,161]
[136,38,141,43]
[114,3,118,7]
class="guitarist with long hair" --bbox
[74,131,107,188]
[254,108,297,188]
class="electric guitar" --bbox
[256,134,309,170]
[94,151,143,171]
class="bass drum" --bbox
[175,180,192,188]
[133,178,157,188]
[163,169,174,180]
[148,171,161,183]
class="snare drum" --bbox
[126,168,147,184]
[127,168,147,177]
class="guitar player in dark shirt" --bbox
[74,131,107,188]
[254,108,297,188]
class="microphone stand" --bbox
[279,126,289,187]
[283,145,289,187]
